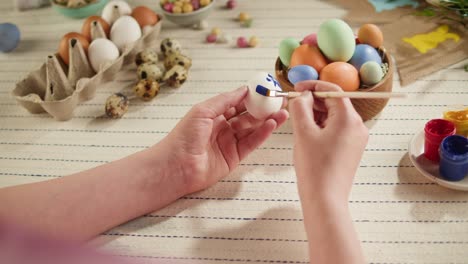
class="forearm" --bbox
[0,143,187,241]
[297,181,365,264]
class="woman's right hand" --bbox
[289,80,369,204]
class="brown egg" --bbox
[58,32,90,65]
[131,6,159,28]
[319,62,360,91]
[81,16,110,41]
[289,44,327,73]
[358,24,384,48]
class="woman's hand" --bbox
[153,86,289,194]
[289,80,368,203]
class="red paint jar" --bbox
[424,119,456,162]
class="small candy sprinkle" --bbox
[237,36,249,48]
[248,36,259,47]
[182,3,193,13]
[239,12,250,22]
[200,0,211,7]
[172,5,182,13]
[191,0,200,10]
[241,18,253,28]
[226,0,236,9]
[206,33,217,43]
[217,33,232,44]
[211,27,222,36]
[163,3,174,12]
[193,20,208,30]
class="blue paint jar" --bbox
[439,135,468,181]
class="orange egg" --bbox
[58,32,90,65]
[319,62,360,91]
[131,6,159,28]
[358,24,383,48]
[290,44,327,72]
[81,16,110,41]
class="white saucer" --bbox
[408,131,468,191]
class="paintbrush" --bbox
[255,85,406,99]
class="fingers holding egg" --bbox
[245,72,284,120]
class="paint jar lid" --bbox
[440,135,468,162]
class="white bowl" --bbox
[408,130,468,191]
[160,0,216,27]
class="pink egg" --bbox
[301,33,317,46]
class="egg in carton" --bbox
[12,12,163,121]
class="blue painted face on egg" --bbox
[288,65,318,85]
[349,44,382,71]
[0,23,21,53]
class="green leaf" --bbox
[465,64,468,72]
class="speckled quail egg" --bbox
[105,93,129,118]
[137,63,163,81]
[160,38,182,57]
[164,53,192,70]
[134,79,160,101]
[163,65,188,88]
[135,49,159,65]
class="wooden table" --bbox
[1,0,467,263]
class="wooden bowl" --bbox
[275,50,394,121]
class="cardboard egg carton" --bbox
[11,19,162,121]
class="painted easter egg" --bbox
[301,33,317,46]
[359,61,383,86]
[358,24,383,48]
[110,16,142,51]
[278,38,300,67]
[349,44,382,71]
[0,23,20,53]
[290,44,327,72]
[88,38,120,72]
[288,65,318,85]
[245,72,283,120]
[320,62,360,91]
[317,19,355,62]
[101,0,132,25]
[58,32,89,65]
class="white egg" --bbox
[88,38,120,72]
[110,16,142,52]
[101,0,132,25]
[245,72,283,120]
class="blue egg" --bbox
[288,65,318,85]
[349,44,382,71]
[0,23,21,53]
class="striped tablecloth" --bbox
[1,0,467,263]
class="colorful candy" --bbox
[237,37,249,48]
[226,0,236,9]
[206,33,217,43]
[162,0,211,13]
